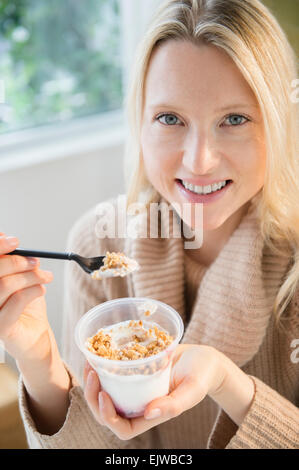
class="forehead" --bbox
[144,40,257,109]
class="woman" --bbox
[0,0,298,449]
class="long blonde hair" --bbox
[123,0,299,323]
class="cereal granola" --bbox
[86,319,173,361]
[91,251,139,280]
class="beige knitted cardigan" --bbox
[19,195,299,449]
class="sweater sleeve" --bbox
[208,375,299,449]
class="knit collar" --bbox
[124,197,290,367]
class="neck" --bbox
[185,202,251,267]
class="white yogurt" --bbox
[103,319,158,351]
[98,362,172,418]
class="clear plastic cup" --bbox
[75,297,184,418]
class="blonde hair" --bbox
[123,0,299,323]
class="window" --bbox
[0,0,123,134]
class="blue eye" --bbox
[223,114,248,126]
[156,113,181,126]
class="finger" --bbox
[84,370,104,424]
[0,254,40,277]
[0,235,19,255]
[98,388,177,440]
[83,361,96,385]
[98,385,197,441]
[97,391,173,441]
[144,376,206,421]
[98,391,134,440]
[83,361,91,384]
[0,269,53,308]
[0,284,46,329]
[171,344,194,367]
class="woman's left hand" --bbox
[83,344,255,441]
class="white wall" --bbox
[0,140,125,370]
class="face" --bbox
[141,40,266,232]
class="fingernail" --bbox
[6,236,18,246]
[145,408,161,420]
[27,257,38,265]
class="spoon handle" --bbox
[8,248,73,260]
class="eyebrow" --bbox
[217,103,259,111]
[147,102,259,111]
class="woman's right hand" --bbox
[0,232,72,435]
[0,232,54,363]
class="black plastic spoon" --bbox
[8,249,105,274]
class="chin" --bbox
[186,212,227,232]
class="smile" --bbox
[175,179,233,204]
[181,179,229,195]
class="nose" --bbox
[182,130,220,175]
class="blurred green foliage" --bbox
[262,0,299,57]
[0,0,122,133]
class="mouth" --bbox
[175,178,233,203]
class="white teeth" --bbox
[203,185,212,194]
[181,179,228,195]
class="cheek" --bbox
[229,133,266,185]
[141,127,179,181]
